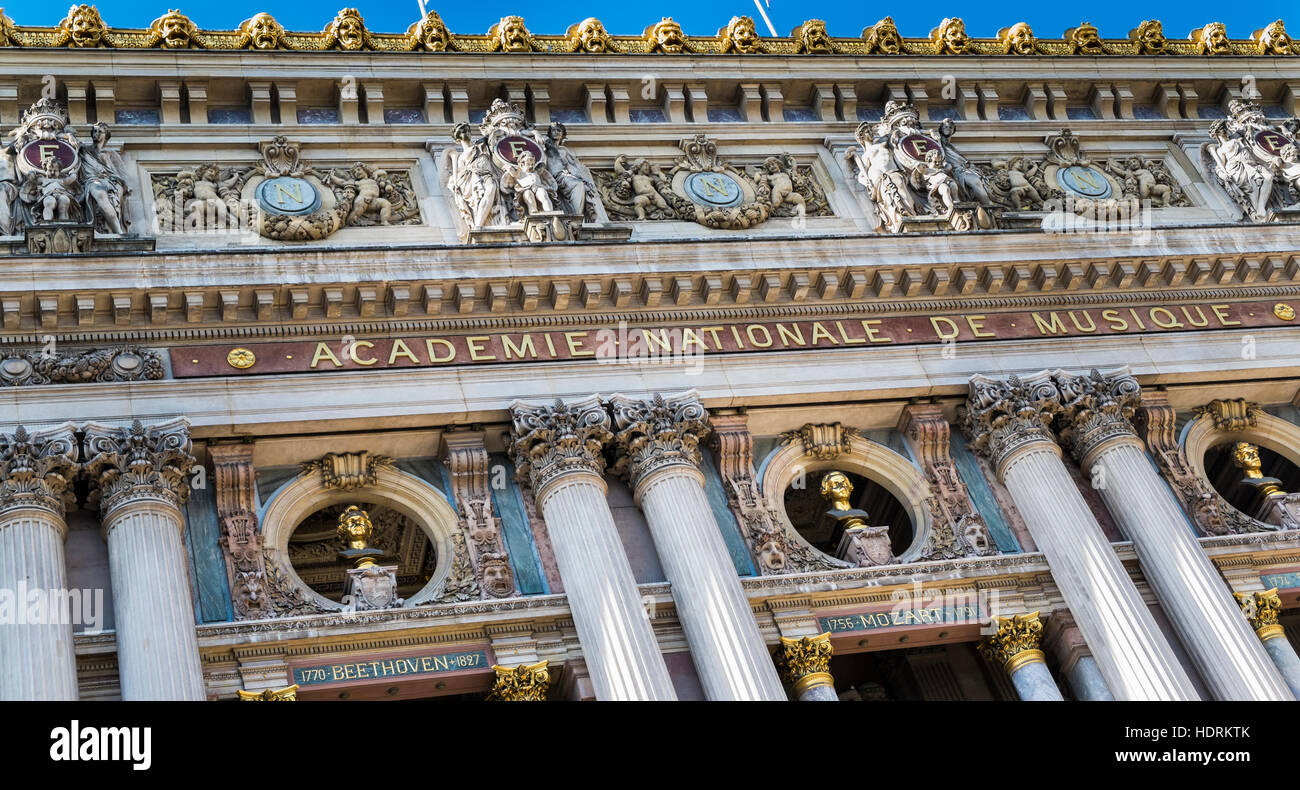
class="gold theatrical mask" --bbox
[490,15,534,52]
[1131,19,1168,54]
[931,17,971,55]
[405,10,452,51]
[1255,20,1293,55]
[862,17,903,55]
[792,19,833,54]
[479,554,515,597]
[147,9,198,49]
[239,13,285,50]
[1193,22,1231,55]
[645,17,687,53]
[1231,442,1284,497]
[999,22,1037,55]
[719,15,761,54]
[1065,22,1104,54]
[0,10,15,46]
[567,17,616,53]
[58,4,108,48]
[324,8,371,51]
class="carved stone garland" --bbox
[898,404,997,560]
[442,431,516,600]
[708,414,839,575]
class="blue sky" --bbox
[0,1,1284,39]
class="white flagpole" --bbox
[752,0,778,37]
[417,0,428,17]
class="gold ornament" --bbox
[791,19,833,54]
[861,17,902,55]
[1131,20,1168,54]
[226,348,256,369]
[1065,22,1105,55]
[930,17,971,55]
[322,8,375,51]
[1192,22,1231,55]
[146,9,200,49]
[644,17,688,53]
[236,13,286,50]
[773,633,834,696]
[486,660,550,700]
[404,10,453,51]
[1235,588,1285,640]
[819,471,854,511]
[998,22,1037,55]
[1231,442,1283,496]
[337,505,377,566]
[1274,303,1295,321]
[54,4,109,48]
[237,684,299,700]
[1253,20,1294,55]
[565,17,619,53]
[488,15,537,52]
[1197,398,1261,432]
[718,15,761,54]
[978,611,1046,673]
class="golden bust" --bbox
[490,15,534,52]
[1193,22,1231,55]
[406,10,452,51]
[337,505,375,550]
[999,23,1037,55]
[1131,20,1167,54]
[147,9,198,49]
[1255,20,1293,55]
[58,4,108,48]
[819,471,854,511]
[567,17,617,53]
[931,17,971,55]
[862,17,902,55]
[719,15,761,54]
[645,17,687,54]
[1232,442,1283,496]
[238,13,285,50]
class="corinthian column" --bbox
[978,612,1063,701]
[84,418,205,701]
[509,397,676,701]
[0,424,80,700]
[610,392,786,701]
[1235,589,1300,698]
[774,633,837,701]
[1054,368,1292,701]
[961,372,1199,700]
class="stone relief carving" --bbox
[82,417,195,513]
[151,136,421,240]
[443,433,517,599]
[899,405,997,560]
[778,421,859,461]
[299,451,393,491]
[0,346,162,386]
[1200,100,1300,222]
[0,424,79,517]
[846,100,994,233]
[596,137,830,229]
[980,130,1188,226]
[441,99,626,243]
[609,392,709,487]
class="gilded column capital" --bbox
[236,684,299,701]
[609,391,710,490]
[774,632,834,696]
[959,372,1061,473]
[83,417,196,519]
[1235,588,1285,641]
[486,660,550,701]
[1052,367,1142,465]
[978,612,1047,674]
[508,396,612,498]
[0,422,79,520]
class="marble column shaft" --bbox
[0,424,80,701]
[979,613,1063,701]
[1260,634,1300,698]
[963,372,1199,700]
[611,392,785,701]
[1056,368,1293,701]
[510,397,676,701]
[1237,589,1300,699]
[84,418,206,701]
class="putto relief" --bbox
[151,137,421,241]
[594,136,830,230]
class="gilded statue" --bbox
[792,20,833,54]
[1130,20,1168,54]
[404,10,453,51]
[819,470,855,511]
[719,15,761,54]
[1065,22,1105,55]
[1255,20,1294,55]
[861,17,902,54]
[931,18,971,55]
[146,9,200,49]
[337,504,384,568]
[237,13,286,50]
[488,16,537,52]
[645,17,688,53]
[565,17,618,53]
[999,22,1037,55]
[322,8,374,51]
[1193,22,1231,55]
[54,4,109,48]
[1231,442,1283,496]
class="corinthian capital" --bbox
[978,611,1046,673]
[1052,367,1142,463]
[0,423,79,518]
[609,391,710,488]
[774,633,834,696]
[83,418,196,515]
[509,396,612,496]
[959,371,1061,470]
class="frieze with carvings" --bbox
[595,138,831,229]
[1,9,1294,56]
[151,136,421,241]
[1200,100,1300,222]
[0,346,162,386]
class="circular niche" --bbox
[286,503,437,603]
[782,469,913,557]
[1203,442,1300,518]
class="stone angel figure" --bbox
[751,155,807,214]
[499,149,557,217]
[22,153,81,224]
[604,155,674,220]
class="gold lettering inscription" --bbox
[388,339,420,365]
[311,342,343,368]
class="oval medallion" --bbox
[494,135,544,166]
[683,172,744,208]
[1057,165,1112,199]
[227,348,257,369]
[256,176,321,216]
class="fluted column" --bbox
[1054,368,1292,701]
[0,424,80,700]
[610,392,785,701]
[509,397,676,701]
[961,372,1199,700]
[774,633,837,701]
[1236,589,1300,698]
[1042,611,1113,701]
[978,612,1063,701]
[84,418,205,701]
